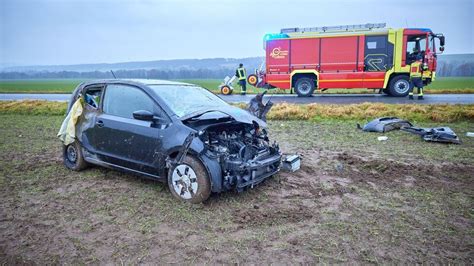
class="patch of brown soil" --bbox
[1,147,473,264]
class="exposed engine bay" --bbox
[174,92,283,192]
[201,121,281,191]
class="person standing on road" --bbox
[408,56,428,100]
[235,63,247,95]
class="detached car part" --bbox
[358,117,413,133]
[281,154,301,172]
[401,126,461,144]
[247,91,274,122]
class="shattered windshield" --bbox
[149,85,229,117]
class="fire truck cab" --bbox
[250,23,445,97]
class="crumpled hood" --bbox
[181,105,267,128]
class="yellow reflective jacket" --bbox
[236,67,247,80]
[410,61,422,78]
[57,98,83,145]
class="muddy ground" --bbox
[0,115,473,264]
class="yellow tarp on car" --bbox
[57,98,83,145]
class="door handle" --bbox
[96,120,104,128]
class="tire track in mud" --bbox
[2,144,473,264]
[230,149,474,228]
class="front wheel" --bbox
[167,156,211,204]
[388,76,411,97]
[294,77,315,97]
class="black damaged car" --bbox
[62,79,281,203]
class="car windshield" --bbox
[148,85,229,117]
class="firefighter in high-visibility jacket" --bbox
[408,58,428,100]
[235,63,247,95]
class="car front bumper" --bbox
[222,152,282,191]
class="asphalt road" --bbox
[1,93,474,105]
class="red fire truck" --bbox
[247,23,445,97]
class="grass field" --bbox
[0,77,473,94]
[2,100,474,123]
[1,110,472,263]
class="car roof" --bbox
[81,79,195,87]
[124,79,195,86]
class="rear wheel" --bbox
[388,75,411,97]
[220,85,232,95]
[247,74,258,86]
[294,77,315,97]
[167,156,211,204]
[63,141,88,171]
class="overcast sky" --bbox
[1,0,473,66]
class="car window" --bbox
[84,86,103,109]
[148,85,228,117]
[103,84,158,119]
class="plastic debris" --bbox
[358,117,413,133]
[401,126,461,144]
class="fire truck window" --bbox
[429,37,435,52]
[406,35,427,64]
[364,35,392,72]
[366,36,386,50]
[367,42,377,49]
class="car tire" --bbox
[294,77,315,97]
[388,75,411,97]
[63,141,88,171]
[220,85,232,95]
[167,155,211,204]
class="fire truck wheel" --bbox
[382,88,391,95]
[247,74,258,86]
[220,85,232,95]
[388,75,410,97]
[294,77,315,97]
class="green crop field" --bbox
[0,77,473,94]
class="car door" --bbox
[91,83,169,175]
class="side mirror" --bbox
[133,110,154,121]
[439,36,445,46]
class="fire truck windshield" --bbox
[406,35,427,63]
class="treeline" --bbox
[436,62,474,77]
[0,68,242,80]
[0,63,472,79]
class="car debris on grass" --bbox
[359,116,462,144]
